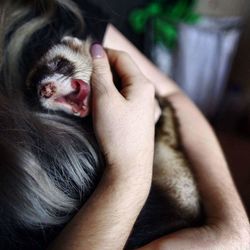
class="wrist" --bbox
[102,164,152,199]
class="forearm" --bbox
[168,91,249,229]
[49,169,150,250]
[139,91,250,249]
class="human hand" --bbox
[90,45,156,185]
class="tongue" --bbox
[67,79,90,105]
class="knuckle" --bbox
[91,71,101,84]
[143,81,155,96]
[92,62,112,86]
[147,81,155,91]
[91,72,110,93]
[93,79,111,98]
[119,51,134,64]
[93,61,108,75]
[96,84,110,97]
[120,51,130,59]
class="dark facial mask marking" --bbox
[29,56,75,87]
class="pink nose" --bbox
[39,82,57,98]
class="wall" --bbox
[196,0,248,17]
[230,13,250,87]
[92,0,250,87]
[196,0,250,87]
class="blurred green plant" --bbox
[129,0,200,49]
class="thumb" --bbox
[90,43,116,98]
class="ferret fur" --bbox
[0,1,202,249]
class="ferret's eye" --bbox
[54,58,65,67]
[51,56,75,76]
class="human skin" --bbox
[49,46,156,250]
[104,24,250,249]
[50,26,250,250]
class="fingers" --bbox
[107,49,142,78]
[106,49,155,100]
[90,46,155,103]
[90,44,117,99]
[106,49,145,87]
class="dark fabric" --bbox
[2,2,109,250]
[77,0,110,42]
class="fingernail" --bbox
[90,43,104,58]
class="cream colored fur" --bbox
[153,98,200,217]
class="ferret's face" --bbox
[27,36,92,117]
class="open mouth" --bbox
[55,79,91,117]
[36,79,90,117]
[39,79,91,117]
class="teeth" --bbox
[72,104,79,113]
[83,97,88,106]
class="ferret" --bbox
[27,36,93,118]
[27,36,202,249]
[0,0,202,249]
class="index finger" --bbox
[106,49,146,89]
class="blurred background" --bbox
[92,0,250,216]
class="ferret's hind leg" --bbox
[153,98,200,220]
